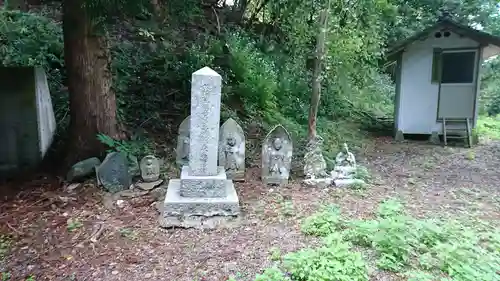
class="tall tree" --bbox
[62,0,149,165]
[307,0,330,139]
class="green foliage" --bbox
[1,272,11,281]
[0,10,66,122]
[287,199,500,280]
[97,133,153,159]
[0,234,10,259]
[476,115,500,141]
[254,267,290,281]
[66,219,83,232]
[283,233,369,281]
[301,205,344,236]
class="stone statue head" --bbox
[146,158,153,166]
[226,136,236,147]
[342,143,349,153]
[272,138,283,150]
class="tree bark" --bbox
[307,1,330,140]
[62,0,120,166]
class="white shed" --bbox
[387,17,500,144]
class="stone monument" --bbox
[332,143,364,187]
[140,155,160,182]
[161,67,240,228]
[261,125,293,185]
[175,116,190,167]
[96,152,132,193]
[218,118,245,181]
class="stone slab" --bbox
[334,178,365,188]
[159,215,241,229]
[180,166,227,197]
[163,179,240,217]
[189,67,222,176]
[262,176,288,186]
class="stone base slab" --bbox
[162,179,240,217]
[262,176,288,186]
[180,166,227,197]
[334,178,365,188]
[159,214,241,229]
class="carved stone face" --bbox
[146,159,153,166]
[272,138,283,150]
[226,136,236,147]
[342,143,349,153]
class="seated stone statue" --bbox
[333,143,356,179]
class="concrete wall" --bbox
[0,67,56,174]
[397,30,479,134]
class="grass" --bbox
[476,115,500,141]
[256,199,500,281]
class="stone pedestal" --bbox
[161,67,240,229]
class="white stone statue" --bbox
[140,155,160,182]
[333,143,357,179]
[262,125,293,185]
[218,118,245,181]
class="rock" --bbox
[118,189,149,198]
[395,130,405,142]
[66,157,101,182]
[135,179,164,191]
[96,152,131,193]
[429,131,440,144]
[128,155,140,177]
[149,186,167,201]
[303,177,333,188]
[334,178,365,188]
[64,183,81,193]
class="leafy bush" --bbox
[283,233,369,281]
[301,205,344,236]
[260,199,500,281]
[0,10,66,121]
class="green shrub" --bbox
[283,233,369,281]
[267,199,500,280]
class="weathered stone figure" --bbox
[218,118,245,181]
[333,143,357,179]
[175,116,190,167]
[140,155,160,182]
[262,125,293,185]
[303,135,328,179]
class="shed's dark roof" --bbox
[387,18,500,59]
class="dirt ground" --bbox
[1,137,499,281]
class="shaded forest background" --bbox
[2,0,500,167]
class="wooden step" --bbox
[442,117,472,147]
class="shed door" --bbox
[437,50,477,119]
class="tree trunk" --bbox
[62,0,120,166]
[307,2,330,140]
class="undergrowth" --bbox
[476,115,500,141]
[254,199,500,281]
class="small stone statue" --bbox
[262,125,293,185]
[140,155,160,182]
[176,116,190,167]
[218,118,246,181]
[224,136,240,171]
[303,135,328,179]
[180,136,190,162]
[269,138,287,177]
[333,143,357,179]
